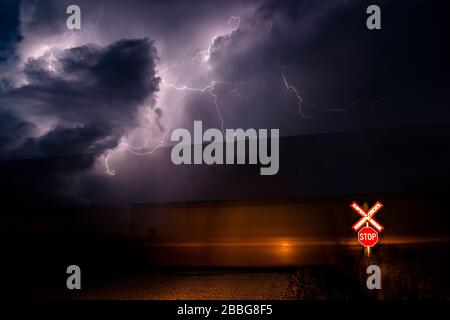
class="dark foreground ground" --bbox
[39,271,292,300]
[288,244,450,300]
[13,243,450,300]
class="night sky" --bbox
[0,0,449,206]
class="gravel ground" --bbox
[43,271,293,300]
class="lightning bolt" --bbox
[282,67,409,117]
[160,16,240,75]
[156,16,244,133]
[33,46,57,71]
[281,71,315,118]
[31,29,78,73]
[105,77,264,176]
[105,15,267,176]
[161,78,265,132]
[104,101,184,176]
[161,79,229,132]
[324,88,411,113]
[105,16,246,175]
[105,153,116,175]
[19,7,412,177]
[110,77,243,171]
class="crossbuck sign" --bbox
[351,201,384,232]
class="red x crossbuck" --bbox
[351,201,384,232]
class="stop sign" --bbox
[357,226,379,247]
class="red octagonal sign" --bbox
[357,226,379,247]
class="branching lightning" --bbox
[324,88,410,113]
[281,71,315,118]
[18,9,261,177]
[27,10,404,177]
[161,79,229,133]
[15,3,415,180]
[105,16,247,175]
[104,97,184,176]
[282,67,409,117]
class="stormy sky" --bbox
[0,0,449,206]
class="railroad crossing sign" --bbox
[351,201,384,249]
[357,226,379,247]
[351,201,384,232]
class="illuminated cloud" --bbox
[2,38,160,157]
[0,0,449,204]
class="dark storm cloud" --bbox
[0,109,35,151]
[208,0,346,81]
[1,0,450,206]
[12,0,450,135]
[206,0,450,132]
[20,0,68,38]
[0,0,22,64]
[0,38,160,204]
[16,124,116,157]
[3,38,160,157]
[81,0,450,206]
